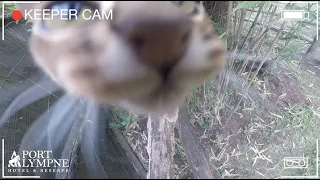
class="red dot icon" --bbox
[12,10,23,21]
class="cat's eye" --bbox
[190,6,199,15]
[41,1,98,30]
[171,1,202,16]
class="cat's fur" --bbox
[17,1,226,115]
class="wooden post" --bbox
[146,109,179,179]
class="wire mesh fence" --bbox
[0,19,144,179]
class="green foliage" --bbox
[265,1,285,7]
[294,5,318,19]
[196,117,210,130]
[109,107,137,130]
[233,1,261,12]
[0,2,17,27]
[282,106,318,127]
[0,2,16,18]
[280,41,300,61]
[212,21,223,36]
[174,141,187,164]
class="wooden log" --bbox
[176,107,221,179]
[111,128,148,178]
[146,109,179,179]
[54,116,84,179]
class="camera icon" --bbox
[283,157,308,169]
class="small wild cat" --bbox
[16,1,226,115]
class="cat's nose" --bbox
[111,2,193,78]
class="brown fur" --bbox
[17,1,226,115]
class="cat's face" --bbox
[17,1,226,115]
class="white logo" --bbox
[2,139,70,179]
[6,150,70,173]
[8,151,21,168]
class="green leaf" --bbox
[266,1,285,7]
[121,121,128,126]
[109,123,123,129]
[259,93,266,100]
[234,1,260,11]
[124,116,132,123]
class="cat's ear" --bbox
[15,1,47,21]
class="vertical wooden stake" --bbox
[146,109,179,179]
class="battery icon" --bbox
[281,10,309,21]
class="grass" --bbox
[280,41,301,61]
[294,63,320,105]
[182,4,320,178]
[109,107,138,130]
[220,38,320,177]
[0,2,17,28]
[278,106,319,176]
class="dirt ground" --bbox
[113,55,320,178]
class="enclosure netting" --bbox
[0,20,142,179]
